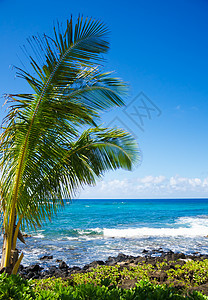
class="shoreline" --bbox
[17,249,208,280]
[14,249,208,295]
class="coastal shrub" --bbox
[0,273,207,299]
[70,264,154,286]
[166,260,208,288]
[32,279,208,299]
[69,260,208,289]
[0,273,34,299]
[1,260,208,299]
[33,259,208,298]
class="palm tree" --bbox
[0,16,139,274]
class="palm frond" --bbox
[0,16,138,232]
[16,127,139,229]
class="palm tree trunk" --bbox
[1,237,19,274]
[1,213,19,274]
[1,233,7,269]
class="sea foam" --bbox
[103,216,208,238]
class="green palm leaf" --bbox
[0,16,139,272]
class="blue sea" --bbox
[14,199,208,268]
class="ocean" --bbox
[13,198,208,268]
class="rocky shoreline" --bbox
[17,249,208,281]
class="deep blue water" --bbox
[13,198,208,267]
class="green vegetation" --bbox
[70,259,208,290]
[1,259,208,299]
[0,273,34,299]
[32,280,207,299]
[165,260,208,288]
[0,15,139,274]
[0,273,207,300]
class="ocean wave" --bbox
[29,216,208,240]
[103,226,207,238]
[60,228,103,238]
[102,216,208,238]
[74,216,208,238]
[54,227,208,239]
[32,233,45,238]
[176,216,208,227]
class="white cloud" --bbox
[139,175,166,184]
[80,175,208,199]
[203,178,208,187]
[169,176,202,190]
[100,179,129,191]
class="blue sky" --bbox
[1,0,208,198]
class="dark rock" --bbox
[41,271,49,278]
[42,274,51,279]
[199,254,208,259]
[59,261,68,269]
[119,278,137,289]
[160,271,167,282]
[32,274,41,279]
[146,257,157,266]
[150,270,167,283]
[187,255,195,260]
[25,271,35,279]
[161,250,174,257]
[18,264,24,271]
[71,266,81,271]
[161,265,170,271]
[16,250,208,282]
[18,270,27,276]
[26,264,43,272]
[54,268,67,277]
[105,256,117,266]
[116,253,129,262]
[90,260,104,267]
[133,256,145,264]
[169,263,176,269]
[83,260,104,271]
[151,248,164,254]
[48,266,57,274]
[0,267,6,274]
[69,266,82,274]
[142,249,149,253]
[106,253,135,264]
[174,253,186,260]
[40,255,53,260]
[164,254,175,261]
[23,234,32,238]
[151,271,161,280]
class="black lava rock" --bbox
[59,261,68,269]
[40,255,53,260]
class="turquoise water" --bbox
[15,199,208,267]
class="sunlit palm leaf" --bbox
[0,16,139,234]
